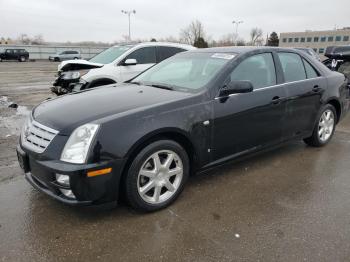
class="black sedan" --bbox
[17,47,350,212]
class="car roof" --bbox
[190,46,302,54]
[112,42,196,51]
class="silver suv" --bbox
[49,50,81,62]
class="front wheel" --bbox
[125,140,189,212]
[304,104,337,147]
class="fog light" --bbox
[59,189,76,199]
[55,174,70,186]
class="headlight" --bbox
[60,123,99,164]
[62,70,89,80]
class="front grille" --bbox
[21,119,58,153]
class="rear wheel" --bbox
[304,104,337,147]
[125,140,189,212]
[19,56,26,62]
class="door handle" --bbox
[313,85,320,92]
[271,96,282,105]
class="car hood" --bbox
[58,59,104,71]
[33,83,192,135]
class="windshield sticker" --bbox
[211,53,236,60]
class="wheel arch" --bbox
[326,98,341,123]
[86,78,116,89]
[118,128,197,197]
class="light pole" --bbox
[232,20,243,45]
[121,9,136,42]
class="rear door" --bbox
[276,52,326,139]
[118,46,157,82]
[212,52,287,161]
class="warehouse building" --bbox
[280,28,350,57]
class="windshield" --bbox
[89,45,133,64]
[133,52,235,92]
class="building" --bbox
[279,28,350,57]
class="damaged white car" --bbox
[51,42,195,95]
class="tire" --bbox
[0,57,2,62]
[303,104,337,147]
[19,56,26,62]
[54,57,60,62]
[74,57,78,60]
[125,140,189,212]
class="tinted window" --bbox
[230,53,276,89]
[294,38,299,42]
[314,37,319,42]
[336,36,342,41]
[278,52,306,82]
[301,37,305,42]
[307,37,312,42]
[344,36,349,41]
[126,47,156,64]
[157,47,185,62]
[303,59,319,79]
[328,36,334,42]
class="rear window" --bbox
[278,52,306,82]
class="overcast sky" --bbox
[0,0,349,43]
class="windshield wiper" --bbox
[129,81,141,85]
[147,83,174,91]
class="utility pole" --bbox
[232,20,243,45]
[121,10,136,42]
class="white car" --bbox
[53,42,195,94]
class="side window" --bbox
[126,47,156,64]
[303,59,319,79]
[230,53,276,89]
[157,47,185,62]
[277,52,306,82]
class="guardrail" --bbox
[0,44,109,60]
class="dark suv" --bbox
[0,49,29,62]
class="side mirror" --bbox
[124,58,137,66]
[219,80,253,96]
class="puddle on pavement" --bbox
[0,96,30,138]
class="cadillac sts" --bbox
[17,47,350,212]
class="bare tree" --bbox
[19,34,31,45]
[180,20,206,45]
[31,34,44,45]
[215,34,235,47]
[250,27,264,46]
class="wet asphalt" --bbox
[1,61,350,261]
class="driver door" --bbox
[118,47,157,82]
[212,52,287,161]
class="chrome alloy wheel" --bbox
[318,109,335,142]
[137,150,183,204]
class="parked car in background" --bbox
[322,45,350,88]
[0,49,29,62]
[18,47,349,212]
[294,47,321,61]
[49,50,81,62]
[51,42,195,95]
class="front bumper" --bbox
[17,145,126,207]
